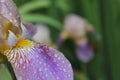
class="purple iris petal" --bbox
[0,0,21,27]
[76,42,94,63]
[6,43,73,80]
[22,22,37,39]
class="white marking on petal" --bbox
[7,30,18,47]
[20,23,29,39]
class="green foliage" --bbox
[0,64,12,80]
[19,0,51,14]
[21,14,62,30]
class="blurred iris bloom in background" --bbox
[57,14,98,63]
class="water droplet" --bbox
[45,74,48,77]
[62,61,65,63]
[39,68,42,72]
[9,13,12,16]
[63,68,66,72]
[68,74,71,77]
[1,0,5,3]
[54,54,58,57]
[19,58,23,64]
[58,57,61,60]
[23,66,26,69]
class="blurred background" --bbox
[1,0,120,80]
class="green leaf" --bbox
[0,64,12,80]
[19,0,51,14]
[102,0,120,80]
[56,0,71,13]
[21,14,62,30]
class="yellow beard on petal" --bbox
[14,39,34,48]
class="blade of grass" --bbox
[0,64,12,80]
[102,0,120,80]
[80,0,108,80]
[21,14,62,30]
[19,0,51,14]
[80,0,93,22]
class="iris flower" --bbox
[57,14,97,63]
[0,0,73,80]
